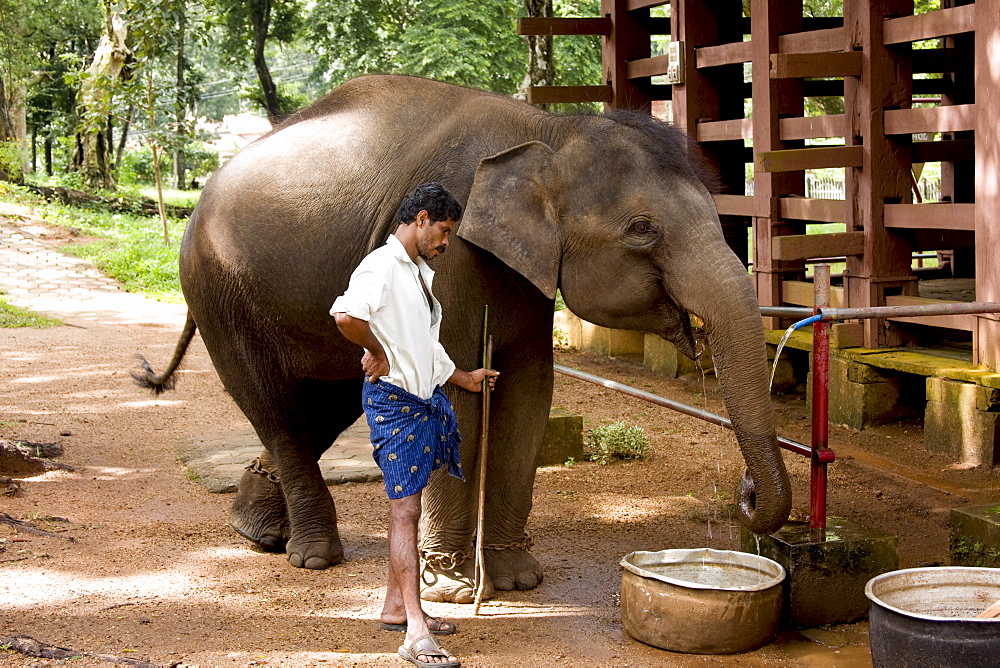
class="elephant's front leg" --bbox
[418,356,550,602]
[480,356,550,592]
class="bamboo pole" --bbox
[473,305,492,614]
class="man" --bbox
[331,183,497,668]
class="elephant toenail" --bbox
[304,556,330,570]
[258,535,285,552]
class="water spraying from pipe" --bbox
[768,314,822,393]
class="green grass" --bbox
[0,294,61,328]
[1,183,187,302]
[140,187,201,208]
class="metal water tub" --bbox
[866,566,1000,667]
[620,548,785,654]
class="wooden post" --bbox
[671,0,749,265]
[975,0,1000,370]
[601,0,651,112]
[842,0,916,348]
[938,0,975,278]
[750,0,805,329]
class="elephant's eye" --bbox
[626,218,657,243]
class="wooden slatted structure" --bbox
[518,0,1000,370]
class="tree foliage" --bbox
[308,0,528,95]
[212,0,303,123]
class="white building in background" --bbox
[199,113,272,163]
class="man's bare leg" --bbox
[386,492,457,665]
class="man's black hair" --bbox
[396,182,462,225]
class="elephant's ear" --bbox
[458,141,560,299]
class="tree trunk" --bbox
[0,76,16,141]
[519,0,555,111]
[115,105,133,170]
[145,70,170,244]
[173,3,188,189]
[0,75,25,184]
[75,10,129,190]
[250,0,282,125]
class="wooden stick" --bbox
[473,305,493,615]
[977,597,1000,619]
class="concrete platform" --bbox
[742,518,899,627]
[176,418,382,493]
[951,503,1000,567]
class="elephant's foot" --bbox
[419,551,494,604]
[285,529,344,570]
[229,461,289,553]
[484,541,543,591]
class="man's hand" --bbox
[361,349,390,383]
[449,368,499,393]
[333,312,389,383]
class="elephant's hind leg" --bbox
[227,377,364,569]
[229,449,288,552]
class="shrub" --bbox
[0,139,26,183]
[119,141,220,186]
[587,421,649,465]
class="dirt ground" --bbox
[2,222,1000,667]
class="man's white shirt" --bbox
[331,234,456,400]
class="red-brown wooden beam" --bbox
[627,55,669,79]
[696,118,752,142]
[779,114,846,141]
[975,0,1000,369]
[780,198,846,224]
[882,4,975,44]
[695,41,752,68]
[672,0,749,265]
[526,85,613,104]
[516,17,612,36]
[770,51,863,79]
[910,139,974,164]
[626,0,668,10]
[756,146,863,172]
[751,0,806,328]
[773,232,866,261]
[778,27,845,54]
[884,203,976,231]
[883,104,976,135]
[843,0,916,349]
[602,0,651,112]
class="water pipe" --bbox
[810,265,833,542]
[553,364,813,458]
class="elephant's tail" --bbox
[132,312,198,395]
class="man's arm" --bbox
[448,367,499,393]
[333,312,389,383]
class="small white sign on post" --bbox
[665,41,685,85]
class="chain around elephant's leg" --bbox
[418,547,494,604]
[483,532,542,591]
[228,451,290,552]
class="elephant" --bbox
[137,74,791,604]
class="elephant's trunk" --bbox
[666,226,792,536]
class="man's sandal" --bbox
[380,617,456,635]
[398,634,460,668]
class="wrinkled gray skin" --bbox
[166,75,790,603]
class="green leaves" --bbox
[308,0,528,95]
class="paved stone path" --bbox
[0,211,381,491]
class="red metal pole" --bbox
[811,265,832,542]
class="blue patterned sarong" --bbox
[362,380,464,499]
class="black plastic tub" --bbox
[865,567,1000,668]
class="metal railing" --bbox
[555,273,1000,543]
